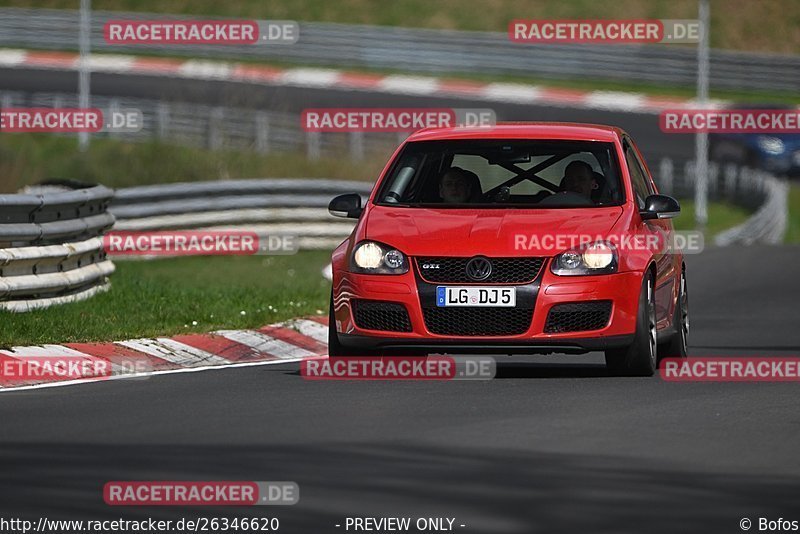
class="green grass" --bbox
[674,187,800,245]
[672,199,753,236]
[786,185,800,244]
[0,192,783,347]
[0,252,332,347]
[0,134,387,193]
[2,0,799,54]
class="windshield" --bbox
[376,139,625,208]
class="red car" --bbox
[327,123,688,376]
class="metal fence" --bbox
[0,90,405,161]
[1,7,798,92]
[0,184,115,312]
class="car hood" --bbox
[364,205,625,256]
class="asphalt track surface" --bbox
[1,245,799,534]
[2,65,798,533]
[0,66,694,163]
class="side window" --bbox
[624,142,652,209]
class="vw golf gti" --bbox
[327,123,689,376]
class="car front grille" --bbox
[415,257,545,284]
[544,301,612,333]
[422,307,533,336]
[352,300,412,332]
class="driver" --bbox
[439,167,475,203]
[561,161,598,199]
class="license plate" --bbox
[436,286,516,307]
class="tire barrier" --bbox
[0,185,115,312]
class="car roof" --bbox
[406,122,625,143]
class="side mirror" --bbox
[640,194,680,220]
[328,193,363,219]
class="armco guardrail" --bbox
[110,179,373,251]
[0,185,116,312]
[656,158,788,245]
[714,174,789,246]
[112,167,787,258]
[2,166,783,315]
[0,8,798,93]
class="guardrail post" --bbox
[724,163,737,200]
[108,98,120,137]
[741,167,753,193]
[708,161,719,198]
[255,112,270,154]
[306,131,321,161]
[658,158,673,196]
[683,160,695,198]
[208,107,224,150]
[349,132,365,161]
[157,102,170,140]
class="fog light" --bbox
[384,249,405,269]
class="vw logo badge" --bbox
[465,257,492,281]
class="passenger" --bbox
[439,167,474,203]
[561,161,599,199]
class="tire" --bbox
[658,269,689,360]
[605,273,657,376]
[327,291,367,357]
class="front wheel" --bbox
[605,273,657,376]
[658,269,689,359]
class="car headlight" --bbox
[351,241,409,274]
[551,242,618,276]
[757,136,785,155]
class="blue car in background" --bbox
[709,104,800,177]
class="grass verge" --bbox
[0,195,781,347]
[0,134,388,193]
[672,199,753,236]
[0,251,332,347]
[785,185,800,244]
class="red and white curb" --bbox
[0,317,329,392]
[0,48,725,114]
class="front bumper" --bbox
[333,261,642,355]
